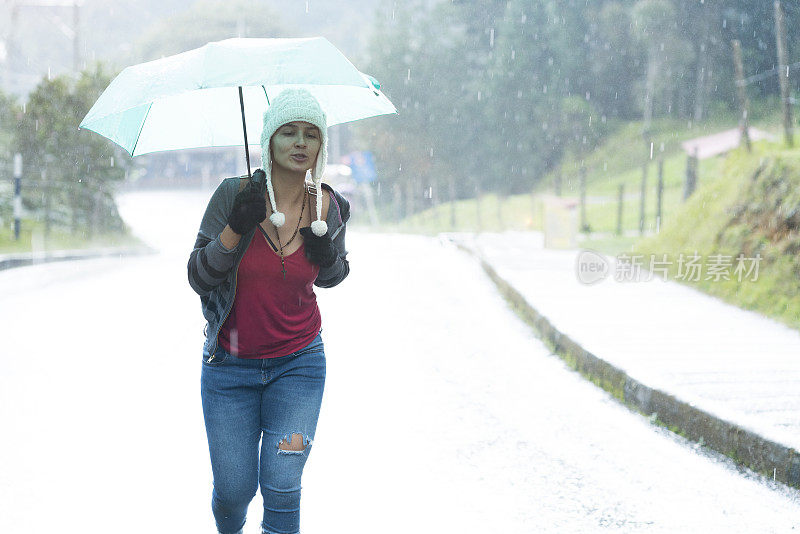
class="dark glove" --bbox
[299,227,338,268]
[227,170,267,235]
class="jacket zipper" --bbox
[207,240,245,363]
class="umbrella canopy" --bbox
[79,37,396,157]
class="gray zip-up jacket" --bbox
[187,175,351,358]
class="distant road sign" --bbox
[342,151,376,183]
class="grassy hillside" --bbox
[371,115,745,237]
[370,105,800,330]
[633,140,800,330]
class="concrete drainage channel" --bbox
[455,242,800,490]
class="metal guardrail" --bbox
[0,245,157,271]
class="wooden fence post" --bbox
[579,167,588,232]
[683,149,699,201]
[656,159,664,232]
[639,162,647,235]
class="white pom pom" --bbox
[311,219,328,236]
[270,212,285,227]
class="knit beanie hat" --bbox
[260,88,329,236]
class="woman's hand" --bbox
[299,227,338,267]
[227,170,267,235]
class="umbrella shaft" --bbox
[239,86,252,178]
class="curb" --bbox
[0,245,157,271]
[456,242,800,489]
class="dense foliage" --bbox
[358,0,800,218]
[8,64,128,237]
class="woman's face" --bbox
[270,121,321,175]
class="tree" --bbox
[132,0,288,62]
[585,1,644,119]
[488,0,564,194]
[13,63,128,237]
[0,90,21,226]
[632,0,693,133]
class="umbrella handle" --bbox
[238,86,252,178]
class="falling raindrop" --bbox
[429,148,434,157]
[489,28,495,47]
[511,49,515,60]
[22,103,26,113]
[407,69,411,81]
[47,66,51,80]
[650,142,654,160]
[305,1,309,13]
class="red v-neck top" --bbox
[218,229,322,358]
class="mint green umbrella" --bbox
[79,37,395,175]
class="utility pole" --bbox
[693,4,710,122]
[3,4,21,94]
[72,0,80,72]
[3,1,82,93]
[774,1,793,147]
[732,40,752,152]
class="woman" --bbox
[187,88,350,534]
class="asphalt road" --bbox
[0,189,797,533]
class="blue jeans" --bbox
[201,331,326,534]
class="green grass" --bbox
[367,192,543,235]
[0,218,144,255]
[370,105,800,332]
[370,116,736,238]
[633,139,800,331]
